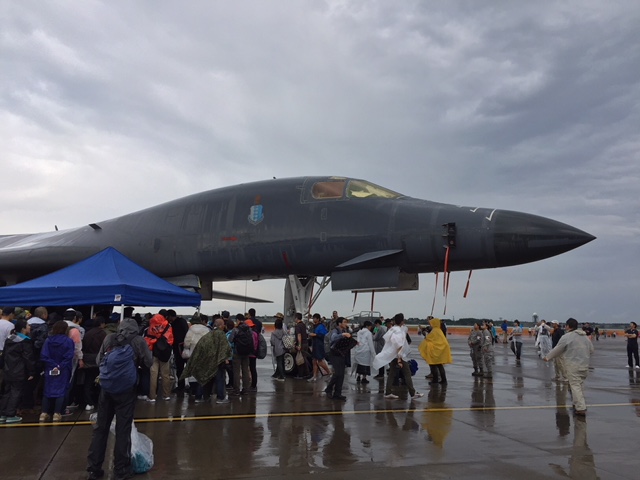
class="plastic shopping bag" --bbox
[130,423,154,474]
[109,420,154,474]
[295,350,305,366]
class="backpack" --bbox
[152,325,172,362]
[234,324,255,356]
[409,359,418,376]
[99,343,137,394]
[30,323,49,351]
[323,324,332,354]
[257,333,268,359]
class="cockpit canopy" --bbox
[311,178,402,200]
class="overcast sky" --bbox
[1,1,638,323]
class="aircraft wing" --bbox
[335,249,403,269]
[163,274,273,303]
[210,290,273,304]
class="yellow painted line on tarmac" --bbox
[2,401,638,428]
[0,419,94,428]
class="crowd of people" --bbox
[1,303,638,479]
[1,307,637,422]
[0,306,92,425]
[0,306,449,425]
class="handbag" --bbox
[330,336,358,357]
[283,334,295,350]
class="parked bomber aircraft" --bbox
[0,176,594,313]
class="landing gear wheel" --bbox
[284,352,296,375]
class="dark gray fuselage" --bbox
[0,176,594,287]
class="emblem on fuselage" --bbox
[248,195,264,225]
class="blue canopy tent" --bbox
[0,247,201,307]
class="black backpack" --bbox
[234,324,255,356]
[257,333,267,359]
[30,323,49,351]
[152,324,172,362]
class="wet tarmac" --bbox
[1,334,639,480]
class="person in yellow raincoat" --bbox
[419,318,452,385]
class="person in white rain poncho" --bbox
[536,320,552,358]
[353,321,376,383]
[544,318,594,416]
[373,313,423,400]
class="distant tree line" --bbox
[247,315,627,330]
[405,317,494,326]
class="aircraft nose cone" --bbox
[493,210,595,267]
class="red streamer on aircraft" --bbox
[463,270,473,298]
[431,272,439,316]
[281,252,292,269]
